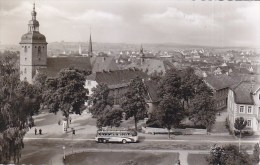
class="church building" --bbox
[19,4,119,84]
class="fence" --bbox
[141,126,207,135]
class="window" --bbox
[247,119,252,127]
[24,46,27,52]
[25,58,27,61]
[38,46,41,54]
[239,106,245,113]
[24,68,27,74]
[248,106,252,114]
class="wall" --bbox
[84,80,98,96]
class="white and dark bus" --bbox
[95,130,138,144]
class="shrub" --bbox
[234,130,254,137]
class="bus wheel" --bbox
[122,139,127,144]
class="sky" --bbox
[0,0,260,48]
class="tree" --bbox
[96,107,123,129]
[179,68,198,108]
[252,143,260,164]
[234,117,247,152]
[154,94,184,138]
[121,76,147,131]
[207,144,252,165]
[0,52,41,163]
[189,91,216,132]
[42,68,87,129]
[157,68,181,99]
[89,83,113,118]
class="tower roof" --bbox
[20,3,47,44]
[20,31,47,44]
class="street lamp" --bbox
[62,146,66,160]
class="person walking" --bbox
[39,129,42,135]
[35,128,37,135]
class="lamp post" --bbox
[62,146,66,160]
[71,127,74,154]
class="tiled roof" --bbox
[144,80,159,102]
[230,81,257,105]
[204,74,239,90]
[38,57,91,77]
[91,56,119,73]
[86,69,149,86]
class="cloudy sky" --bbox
[0,0,260,48]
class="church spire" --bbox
[31,3,37,20]
[28,3,39,32]
[88,30,93,57]
[140,44,144,55]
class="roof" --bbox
[20,31,47,44]
[144,80,159,102]
[86,69,148,86]
[230,81,259,105]
[138,59,174,75]
[91,56,119,73]
[204,74,239,90]
[38,57,91,77]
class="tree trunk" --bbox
[134,117,137,131]
[239,130,241,152]
[66,117,70,128]
[168,129,171,139]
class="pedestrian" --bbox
[35,128,37,135]
[69,117,72,124]
[29,123,32,129]
[39,129,42,135]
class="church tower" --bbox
[140,44,145,65]
[20,3,47,84]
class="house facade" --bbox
[227,81,260,133]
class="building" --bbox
[227,81,260,133]
[204,74,239,110]
[85,69,148,104]
[19,4,104,83]
[91,55,119,73]
[19,3,47,83]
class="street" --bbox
[20,135,257,165]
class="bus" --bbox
[95,130,138,144]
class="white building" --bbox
[227,81,260,133]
